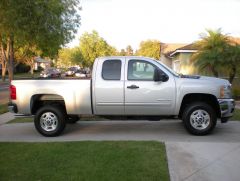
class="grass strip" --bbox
[0,141,169,181]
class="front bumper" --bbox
[218,99,235,122]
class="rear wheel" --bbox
[182,102,217,135]
[34,105,66,137]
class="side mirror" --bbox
[154,69,169,82]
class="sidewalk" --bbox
[0,112,15,125]
[166,142,240,181]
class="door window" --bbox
[128,60,156,80]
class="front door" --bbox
[124,58,176,115]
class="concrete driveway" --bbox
[0,120,240,142]
[0,119,240,181]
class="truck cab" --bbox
[92,57,176,116]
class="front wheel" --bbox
[34,105,66,137]
[182,102,217,135]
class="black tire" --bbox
[67,115,79,124]
[34,105,66,137]
[182,102,217,135]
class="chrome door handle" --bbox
[127,85,139,89]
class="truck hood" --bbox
[199,76,230,85]
[179,74,230,86]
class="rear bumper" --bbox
[218,99,235,122]
[8,103,18,113]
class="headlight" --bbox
[220,85,232,98]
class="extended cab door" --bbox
[93,57,125,115]
[124,58,176,115]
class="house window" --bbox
[173,60,180,73]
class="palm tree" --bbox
[192,29,229,77]
[226,44,240,83]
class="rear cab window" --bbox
[102,59,121,80]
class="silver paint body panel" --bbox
[11,56,231,116]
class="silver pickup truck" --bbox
[8,56,235,136]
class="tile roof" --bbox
[175,43,198,51]
[161,43,187,53]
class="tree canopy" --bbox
[57,47,83,68]
[0,0,81,80]
[136,40,161,60]
[79,30,117,67]
[192,29,240,83]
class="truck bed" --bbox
[11,79,92,115]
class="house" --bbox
[34,57,51,70]
[160,43,187,68]
[160,43,198,75]
[160,37,240,75]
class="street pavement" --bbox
[0,115,240,181]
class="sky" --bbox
[68,0,240,50]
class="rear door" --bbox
[93,57,125,115]
[124,58,176,115]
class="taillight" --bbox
[10,85,16,100]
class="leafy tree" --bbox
[193,29,240,83]
[126,45,134,56]
[15,45,42,74]
[0,0,81,80]
[57,48,83,68]
[136,40,161,59]
[192,29,229,77]
[225,43,240,83]
[79,30,117,67]
[119,49,126,56]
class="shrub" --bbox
[233,87,240,100]
[15,63,30,73]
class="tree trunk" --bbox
[211,66,219,77]
[229,65,236,84]
[30,58,35,75]
[0,35,8,82]
[7,35,14,82]
[30,65,34,75]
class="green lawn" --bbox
[0,72,40,80]
[7,116,108,124]
[0,141,169,181]
[14,72,40,79]
[7,117,33,124]
[231,109,240,121]
[0,104,8,114]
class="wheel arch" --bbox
[30,94,66,115]
[178,93,221,119]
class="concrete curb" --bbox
[0,112,15,125]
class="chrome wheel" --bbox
[190,109,210,130]
[40,112,58,132]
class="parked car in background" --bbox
[40,68,61,78]
[65,67,79,76]
[75,70,87,78]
